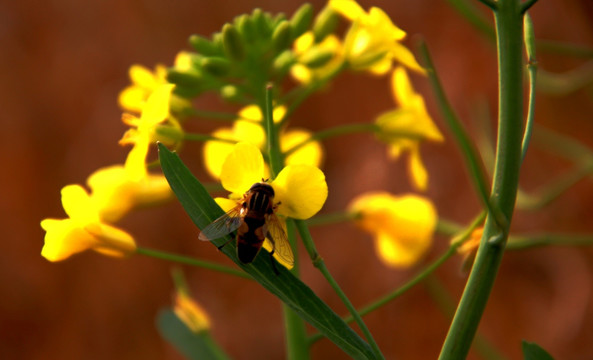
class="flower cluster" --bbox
[42,0,442,274]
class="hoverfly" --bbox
[198,181,294,273]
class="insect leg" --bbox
[217,237,234,251]
[268,249,280,276]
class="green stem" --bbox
[264,84,284,177]
[182,132,237,144]
[283,220,309,360]
[506,233,593,250]
[262,86,309,359]
[182,108,241,122]
[284,123,378,157]
[439,1,526,358]
[424,277,508,360]
[418,41,497,222]
[521,13,537,162]
[135,247,251,279]
[294,220,384,359]
[306,211,359,227]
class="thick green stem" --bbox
[295,220,384,359]
[439,1,525,359]
[135,247,251,279]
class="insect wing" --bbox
[198,206,243,241]
[265,215,294,269]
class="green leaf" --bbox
[158,143,377,360]
[522,340,555,360]
[157,309,230,360]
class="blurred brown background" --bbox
[2,0,593,359]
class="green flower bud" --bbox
[273,50,296,74]
[222,23,245,61]
[201,57,231,77]
[189,35,220,56]
[313,6,339,43]
[167,69,201,87]
[290,3,314,40]
[236,14,256,43]
[272,21,292,52]
[300,48,335,68]
[220,85,240,101]
[252,8,271,39]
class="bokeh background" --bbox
[2,0,593,359]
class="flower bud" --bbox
[313,6,339,43]
[272,21,292,52]
[201,57,231,77]
[222,23,245,61]
[189,35,220,56]
[290,3,314,39]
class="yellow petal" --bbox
[220,142,265,194]
[272,165,328,219]
[61,185,98,223]
[40,219,96,261]
[408,147,428,191]
[133,174,173,207]
[118,87,146,113]
[140,84,174,126]
[329,0,365,21]
[349,192,437,268]
[238,104,286,124]
[214,197,239,212]
[129,64,159,88]
[233,120,266,148]
[124,139,149,182]
[87,165,134,223]
[86,223,137,257]
[281,129,324,168]
[203,128,236,179]
[390,42,425,74]
[375,232,425,268]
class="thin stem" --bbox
[418,41,499,224]
[264,84,284,177]
[294,220,384,359]
[439,0,526,358]
[136,247,251,279]
[521,13,537,162]
[306,211,359,227]
[182,132,237,144]
[283,220,309,360]
[506,233,593,250]
[182,108,240,122]
[284,123,378,157]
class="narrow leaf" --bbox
[522,340,555,360]
[158,143,376,360]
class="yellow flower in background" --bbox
[41,185,136,262]
[203,105,323,179]
[376,66,444,191]
[329,0,424,75]
[348,192,437,268]
[86,150,172,224]
[118,64,168,113]
[120,84,180,181]
[291,31,344,84]
[174,291,211,333]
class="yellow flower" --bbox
[376,66,444,191]
[291,31,344,84]
[348,192,437,268]
[41,185,136,262]
[86,153,172,224]
[329,0,424,75]
[203,105,323,179]
[120,84,181,181]
[220,142,328,219]
[118,64,168,113]
[174,291,211,333]
[118,52,192,114]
